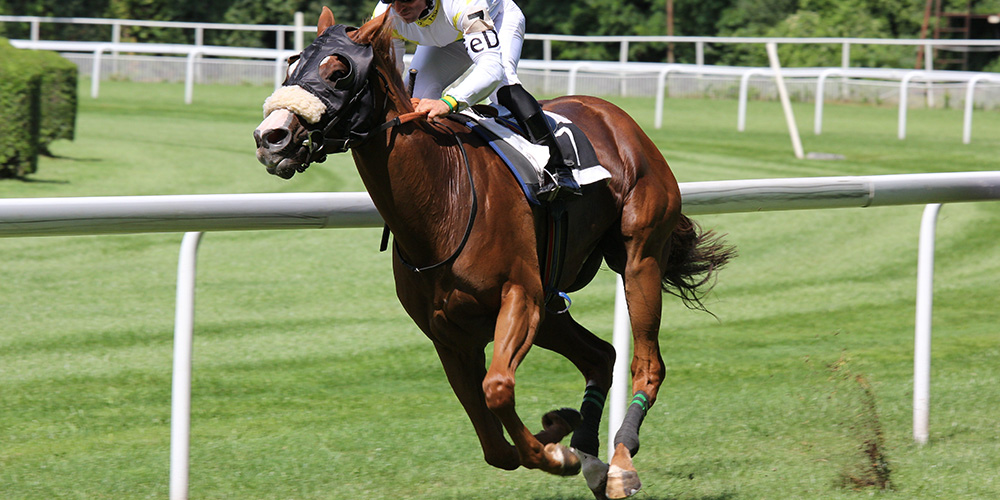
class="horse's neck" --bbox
[352,116,471,265]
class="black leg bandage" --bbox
[613,391,650,457]
[570,383,606,457]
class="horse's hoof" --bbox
[542,407,582,433]
[606,443,641,499]
[572,448,610,500]
[605,465,641,499]
[544,442,581,476]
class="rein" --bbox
[374,110,429,134]
[377,113,479,274]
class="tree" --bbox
[520,0,672,62]
[715,0,927,67]
[3,0,113,40]
[108,0,187,43]
[218,0,371,48]
[2,0,993,69]
[671,0,735,63]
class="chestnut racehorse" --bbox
[254,8,733,499]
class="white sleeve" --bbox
[447,8,504,106]
[392,37,406,76]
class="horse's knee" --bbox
[483,374,515,413]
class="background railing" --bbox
[5,14,1000,113]
[6,15,1000,156]
[9,38,999,145]
[5,14,1000,68]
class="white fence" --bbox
[3,172,1000,500]
[5,14,1000,67]
[8,37,1000,144]
[6,15,1000,145]
[5,14,1000,98]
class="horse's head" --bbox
[254,7,383,179]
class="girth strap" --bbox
[542,200,571,311]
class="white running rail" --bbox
[3,172,1000,498]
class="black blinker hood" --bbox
[285,24,378,155]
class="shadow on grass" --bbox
[2,152,104,183]
[2,175,72,184]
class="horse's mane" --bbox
[352,13,415,114]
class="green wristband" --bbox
[440,95,459,113]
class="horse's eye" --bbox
[326,55,355,90]
[285,55,301,80]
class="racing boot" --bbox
[497,84,581,200]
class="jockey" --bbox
[374,0,581,199]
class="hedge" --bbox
[36,49,79,152]
[0,38,78,178]
[0,38,42,177]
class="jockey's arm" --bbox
[444,10,504,110]
[376,0,504,118]
[417,14,504,118]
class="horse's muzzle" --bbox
[254,109,309,179]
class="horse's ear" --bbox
[354,11,388,44]
[318,6,335,36]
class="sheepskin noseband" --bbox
[263,85,326,124]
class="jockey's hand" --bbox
[415,98,452,120]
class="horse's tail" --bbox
[662,214,736,313]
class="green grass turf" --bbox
[1,79,998,499]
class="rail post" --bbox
[170,231,204,500]
[608,275,631,462]
[913,204,940,445]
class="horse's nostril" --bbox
[264,129,290,149]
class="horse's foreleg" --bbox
[483,283,580,476]
[433,342,520,470]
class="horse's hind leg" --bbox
[606,260,662,498]
[535,307,616,454]
[608,179,681,499]
[535,305,617,499]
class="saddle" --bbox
[449,105,611,310]
[450,105,611,206]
